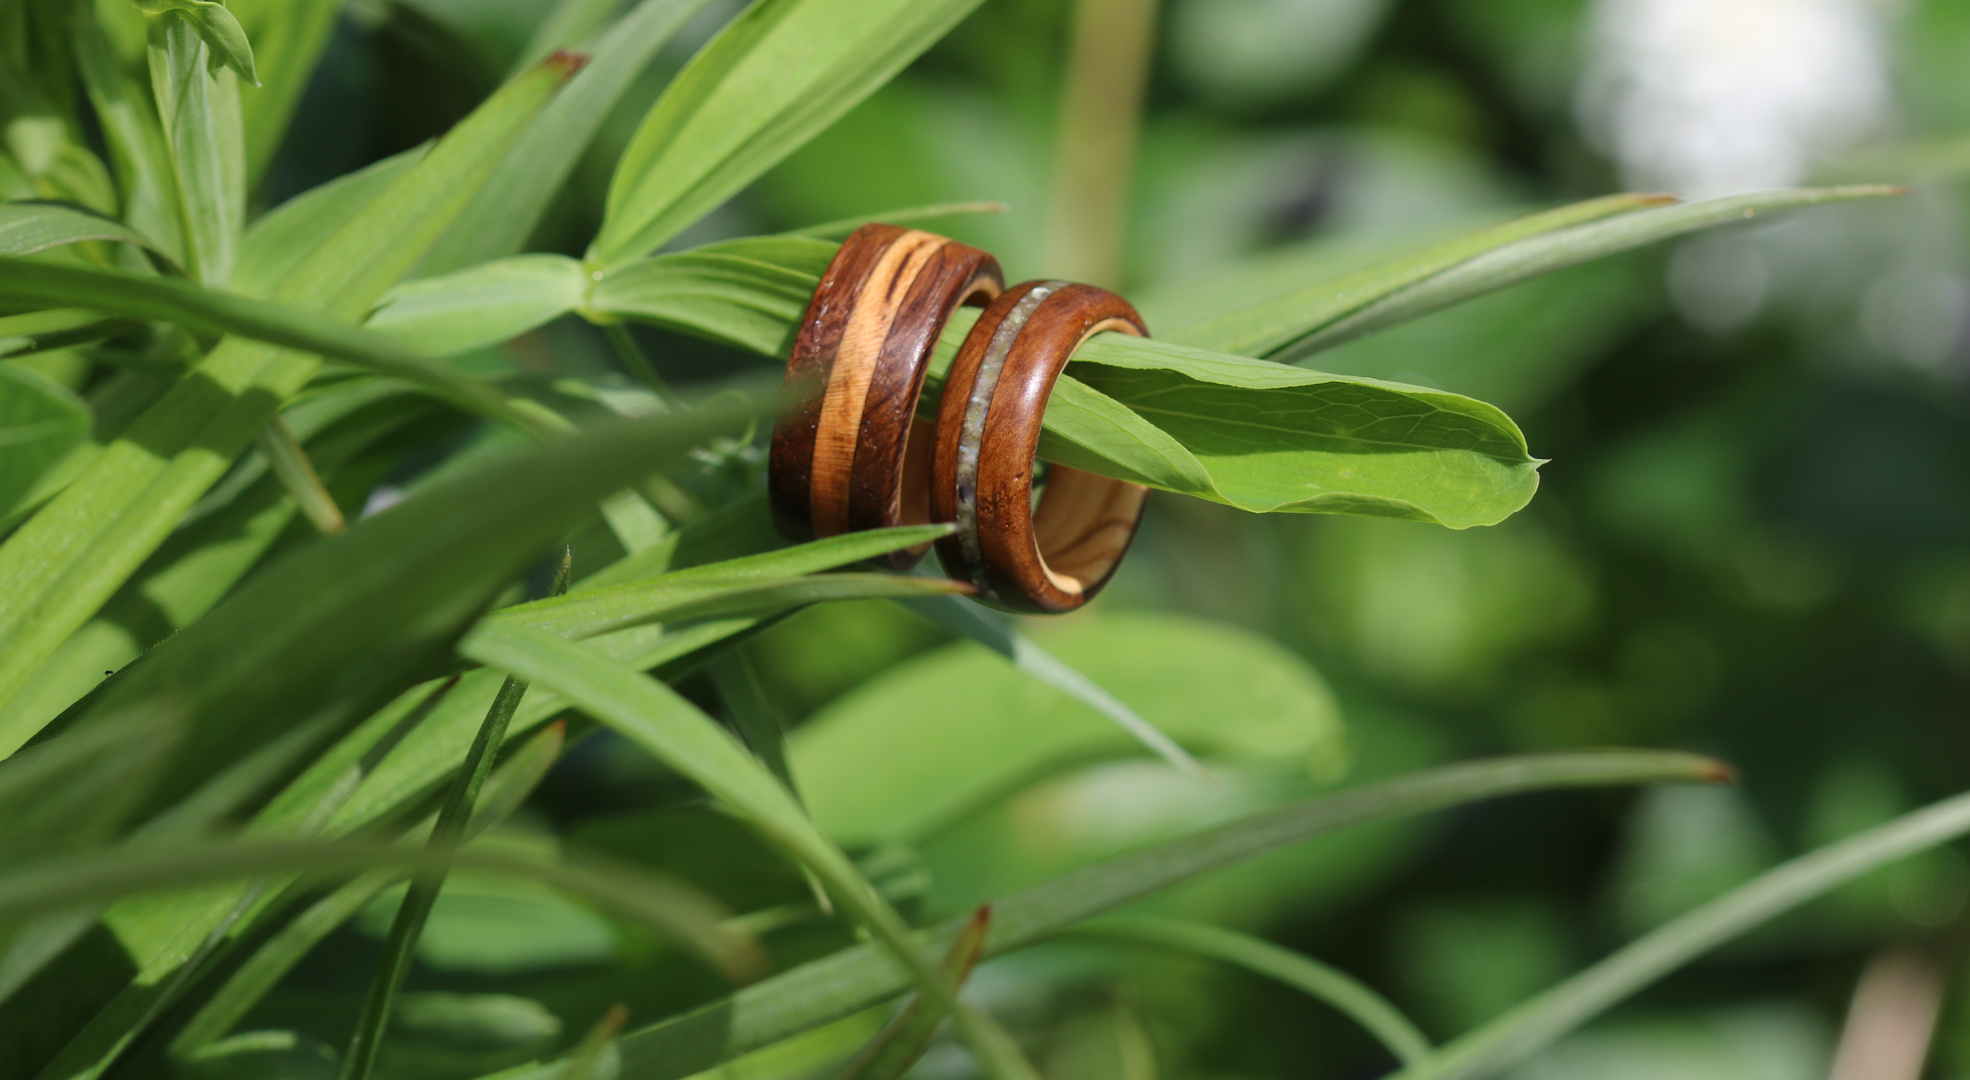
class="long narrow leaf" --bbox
[0,837,754,975]
[460,622,1041,1080]
[0,54,576,724]
[1269,186,1903,363]
[0,200,178,269]
[592,0,987,267]
[171,721,567,1056]
[421,0,717,275]
[342,555,570,1080]
[1079,915,1431,1066]
[607,751,1727,1080]
[1395,786,1970,1080]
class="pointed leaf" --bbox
[592,0,988,267]
[610,751,1728,1080]
[133,0,259,84]
[368,254,589,355]
[421,0,718,275]
[493,572,969,640]
[0,200,178,269]
[1268,186,1904,363]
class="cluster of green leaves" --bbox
[0,0,1943,1078]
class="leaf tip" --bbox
[543,49,591,79]
[1695,757,1739,784]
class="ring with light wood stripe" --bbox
[769,224,1003,567]
[930,280,1150,614]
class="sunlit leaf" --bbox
[592,0,988,267]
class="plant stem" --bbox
[1079,915,1432,1066]
[1397,787,1970,1080]
[606,321,682,407]
[338,551,572,1080]
[1044,0,1158,288]
[257,415,345,534]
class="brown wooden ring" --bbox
[930,280,1150,614]
[768,224,1003,567]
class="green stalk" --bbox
[338,551,572,1080]
[255,415,344,534]
[1078,915,1431,1066]
[1397,787,1970,1080]
[605,321,682,407]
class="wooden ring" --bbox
[768,224,1003,567]
[930,281,1150,614]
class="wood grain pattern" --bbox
[930,280,1150,613]
[768,224,1000,567]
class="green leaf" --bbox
[491,572,968,640]
[1078,915,1432,1066]
[838,905,993,1080]
[577,519,952,593]
[368,254,590,355]
[460,622,1042,1080]
[1397,784,1970,1080]
[0,199,178,268]
[0,18,576,727]
[0,258,567,433]
[609,751,1729,1080]
[0,309,136,360]
[790,200,1007,239]
[26,407,747,810]
[0,363,88,521]
[513,0,622,73]
[232,145,420,297]
[343,556,570,1080]
[1148,193,1670,358]
[420,0,718,276]
[1264,186,1903,364]
[791,612,1339,845]
[132,0,259,85]
[896,596,1206,780]
[1061,329,1542,528]
[0,837,753,974]
[585,234,838,354]
[71,9,187,264]
[591,0,988,268]
[145,9,246,285]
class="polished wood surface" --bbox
[768,224,1001,566]
[930,280,1150,613]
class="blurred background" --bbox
[230,0,1970,1076]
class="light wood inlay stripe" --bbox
[808,230,948,537]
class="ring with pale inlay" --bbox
[768,224,1002,567]
[929,280,1150,614]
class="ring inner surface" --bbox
[810,230,945,536]
[954,282,1062,599]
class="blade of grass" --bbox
[170,719,567,1056]
[0,257,570,433]
[254,414,343,534]
[1272,186,1904,363]
[592,0,988,267]
[492,572,969,640]
[1077,915,1431,1066]
[71,8,186,265]
[460,622,1042,1080]
[341,552,572,1080]
[145,9,246,285]
[897,595,1206,781]
[837,905,993,1080]
[574,521,951,593]
[1155,193,1673,357]
[791,201,1007,239]
[606,750,1729,1080]
[0,837,755,975]
[421,0,717,275]
[1394,786,1970,1080]
[0,200,179,269]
